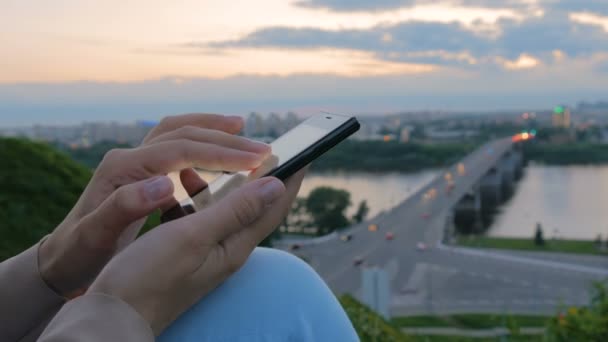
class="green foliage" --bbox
[54,141,132,169]
[457,236,608,256]
[546,283,608,341]
[0,138,91,261]
[305,187,351,235]
[352,200,370,224]
[0,138,163,261]
[312,140,475,172]
[339,294,413,342]
[524,143,608,165]
[391,314,548,329]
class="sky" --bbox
[1,0,608,126]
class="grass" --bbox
[457,236,608,256]
[392,314,549,330]
[412,335,542,342]
[339,295,548,341]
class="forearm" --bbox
[38,293,154,342]
[0,240,65,341]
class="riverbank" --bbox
[523,143,608,165]
[456,236,608,256]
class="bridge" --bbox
[284,138,608,316]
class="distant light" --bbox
[554,106,565,114]
[383,135,392,142]
[530,129,537,136]
[522,112,530,120]
[522,132,530,140]
[139,120,159,127]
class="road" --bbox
[291,138,608,315]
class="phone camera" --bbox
[326,116,332,119]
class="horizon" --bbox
[2,1,608,125]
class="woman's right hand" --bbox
[87,170,306,335]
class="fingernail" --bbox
[144,176,173,201]
[249,139,271,154]
[258,179,285,205]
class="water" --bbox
[298,170,438,217]
[170,165,606,240]
[488,165,608,240]
[171,170,438,219]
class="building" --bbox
[552,105,571,128]
[400,127,411,143]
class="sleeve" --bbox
[38,293,154,342]
[0,241,66,341]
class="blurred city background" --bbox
[2,1,608,341]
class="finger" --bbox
[158,169,208,220]
[80,176,175,244]
[130,140,269,175]
[223,167,306,248]
[191,169,306,280]
[146,126,270,155]
[177,177,286,244]
[143,114,243,144]
[180,168,208,197]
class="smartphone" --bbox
[162,113,360,221]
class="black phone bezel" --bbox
[264,116,360,180]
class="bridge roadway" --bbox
[292,138,608,315]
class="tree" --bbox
[534,223,545,246]
[305,187,351,235]
[0,138,91,261]
[0,138,162,261]
[278,198,310,234]
[352,200,370,224]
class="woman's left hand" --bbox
[39,114,270,296]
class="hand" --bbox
[39,114,271,296]
[88,170,305,335]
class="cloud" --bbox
[202,13,608,67]
[295,0,534,12]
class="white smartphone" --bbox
[162,113,360,221]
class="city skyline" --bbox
[2,0,608,125]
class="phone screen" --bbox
[191,113,352,210]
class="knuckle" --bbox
[175,139,195,162]
[233,195,263,226]
[177,125,199,137]
[110,186,135,216]
[101,148,127,164]
[158,116,175,129]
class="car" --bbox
[385,232,394,240]
[290,243,301,251]
[353,257,364,266]
[368,224,378,232]
[416,242,428,251]
[340,234,353,242]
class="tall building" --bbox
[552,105,571,128]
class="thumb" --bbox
[80,176,175,244]
[180,177,285,244]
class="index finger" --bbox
[143,114,243,144]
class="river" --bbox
[172,165,607,240]
[487,164,608,240]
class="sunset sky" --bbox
[2,0,608,125]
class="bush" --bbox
[546,283,608,341]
